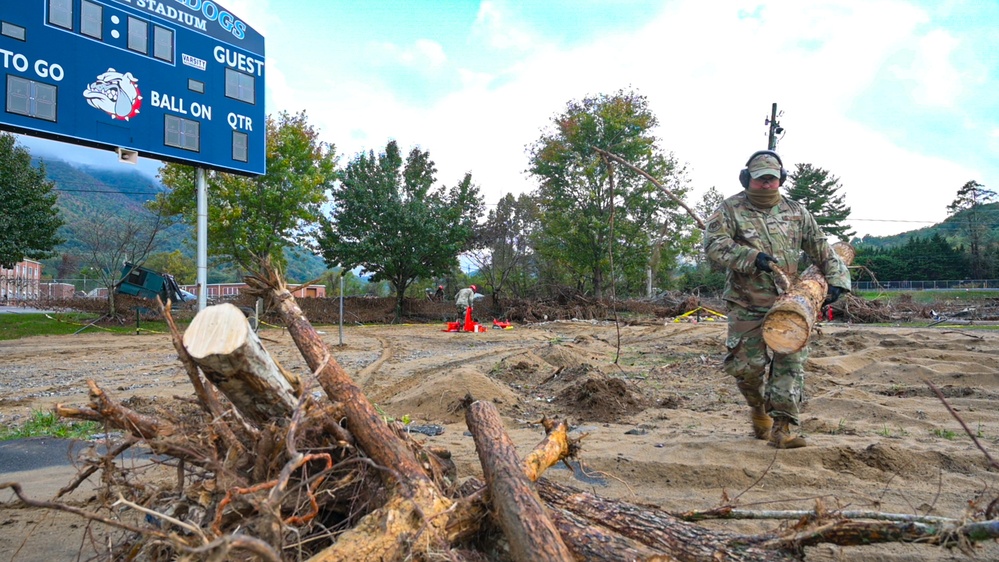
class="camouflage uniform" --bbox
[455,287,474,315]
[704,190,850,425]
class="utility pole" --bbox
[766,102,784,151]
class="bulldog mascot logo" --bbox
[83,68,142,120]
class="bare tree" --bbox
[76,207,163,318]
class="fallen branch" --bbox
[765,518,999,551]
[56,436,137,498]
[676,506,958,526]
[1,481,175,541]
[546,506,675,561]
[522,417,576,482]
[927,380,999,470]
[84,379,175,439]
[591,146,706,230]
[538,479,789,562]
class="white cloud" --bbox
[414,39,448,69]
[370,40,448,71]
[251,0,997,238]
[215,0,273,37]
[904,29,962,107]
[471,1,537,51]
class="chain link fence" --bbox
[853,279,999,291]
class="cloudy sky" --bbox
[22,0,999,238]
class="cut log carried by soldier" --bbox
[762,241,856,354]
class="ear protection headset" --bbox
[739,150,787,188]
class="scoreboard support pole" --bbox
[197,167,208,311]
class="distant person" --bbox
[703,150,851,449]
[455,284,477,325]
[434,285,445,302]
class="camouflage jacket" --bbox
[704,191,851,309]
[455,288,474,308]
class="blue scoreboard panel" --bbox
[0,0,265,175]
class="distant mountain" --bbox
[35,157,176,255]
[35,158,329,283]
[852,202,999,249]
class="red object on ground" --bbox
[825,306,834,321]
[463,306,475,331]
[444,308,486,332]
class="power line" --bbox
[850,218,936,224]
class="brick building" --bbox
[181,283,326,299]
[39,282,77,299]
[1,259,41,301]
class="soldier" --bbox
[454,284,477,328]
[704,150,850,449]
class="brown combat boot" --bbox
[750,405,772,440]
[769,419,806,449]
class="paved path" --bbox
[0,305,56,314]
[0,437,89,473]
[0,437,156,498]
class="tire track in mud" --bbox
[366,347,530,405]
[355,329,553,403]
[354,335,392,387]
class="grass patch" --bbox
[876,424,909,438]
[0,410,103,441]
[854,290,999,304]
[931,428,958,440]
[0,312,184,340]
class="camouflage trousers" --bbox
[723,303,807,425]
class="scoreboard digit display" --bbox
[0,0,265,175]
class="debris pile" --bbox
[6,265,999,561]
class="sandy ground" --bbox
[2,319,999,561]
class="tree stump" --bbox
[183,303,301,425]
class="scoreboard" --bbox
[0,0,265,175]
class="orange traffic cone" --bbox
[463,306,475,332]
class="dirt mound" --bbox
[553,373,649,423]
[535,343,594,370]
[489,350,555,387]
[379,367,523,424]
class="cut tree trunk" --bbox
[762,242,855,354]
[466,400,574,561]
[183,303,301,425]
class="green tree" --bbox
[155,111,336,272]
[854,234,971,283]
[320,268,368,297]
[673,186,728,295]
[527,89,691,298]
[0,133,64,268]
[784,163,854,241]
[469,192,540,301]
[316,140,483,316]
[695,186,725,228]
[143,250,197,284]
[946,180,996,279]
